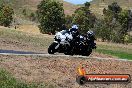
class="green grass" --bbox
[95,43,132,60]
[0,69,56,88]
[97,44,132,54]
[96,49,132,60]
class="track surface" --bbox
[0,49,131,62]
[0,49,42,54]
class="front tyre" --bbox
[48,42,58,54]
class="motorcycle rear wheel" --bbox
[82,49,92,56]
[64,45,71,55]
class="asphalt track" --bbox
[0,49,131,62]
[0,49,42,54]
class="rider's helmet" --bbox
[69,25,79,32]
[70,25,79,37]
[87,30,94,37]
[72,25,78,29]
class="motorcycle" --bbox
[69,31,96,56]
[48,30,72,54]
[48,30,96,56]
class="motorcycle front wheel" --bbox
[48,42,58,54]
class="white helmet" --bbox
[72,25,78,29]
[87,31,94,36]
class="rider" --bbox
[68,24,81,50]
[69,24,80,40]
[59,24,80,43]
[87,30,96,49]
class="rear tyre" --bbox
[82,49,92,56]
[64,46,72,55]
[64,48,74,56]
[48,42,58,54]
[64,51,71,55]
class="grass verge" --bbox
[95,42,132,60]
[96,49,132,60]
[0,69,34,88]
[0,69,55,88]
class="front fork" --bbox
[53,41,60,50]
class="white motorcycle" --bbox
[48,30,73,54]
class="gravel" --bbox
[0,55,132,88]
